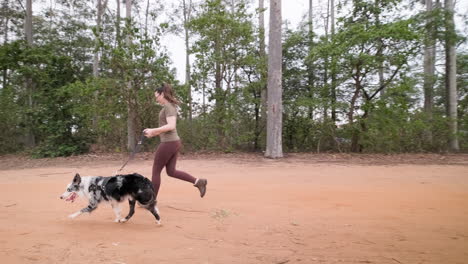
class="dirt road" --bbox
[1,153,467,264]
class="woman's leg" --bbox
[151,142,177,198]
[165,141,197,184]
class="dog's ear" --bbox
[73,173,81,185]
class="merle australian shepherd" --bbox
[60,173,161,224]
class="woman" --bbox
[143,83,207,202]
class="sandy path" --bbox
[0,155,467,264]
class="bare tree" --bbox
[423,0,436,144]
[214,24,224,147]
[307,0,315,119]
[308,0,313,33]
[126,0,137,152]
[182,0,193,126]
[93,0,109,77]
[444,0,459,151]
[265,0,283,158]
[376,0,385,97]
[2,0,10,89]
[322,0,330,120]
[144,0,150,35]
[25,0,35,147]
[257,0,267,150]
[92,0,109,135]
[25,0,32,45]
[330,0,337,123]
[116,0,121,46]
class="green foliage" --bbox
[0,0,466,156]
[0,85,20,154]
[188,0,259,150]
[0,40,91,157]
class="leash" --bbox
[114,131,146,175]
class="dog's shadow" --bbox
[61,217,162,237]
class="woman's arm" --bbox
[143,116,177,138]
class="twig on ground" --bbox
[38,172,71,176]
[166,205,205,213]
[184,235,208,241]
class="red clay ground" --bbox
[0,153,467,264]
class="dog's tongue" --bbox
[66,193,77,202]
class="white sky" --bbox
[31,0,468,83]
[161,0,468,83]
[162,0,319,82]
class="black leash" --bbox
[114,131,146,175]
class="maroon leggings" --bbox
[152,140,196,198]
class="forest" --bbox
[0,0,466,158]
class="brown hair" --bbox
[155,83,180,105]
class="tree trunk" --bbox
[376,0,385,97]
[126,0,137,152]
[115,0,123,155]
[25,0,32,45]
[444,0,459,151]
[349,64,362,153]
[308,0,313,33]
[423,0,435,144]
[92,0,108,135]
[93,0,107,78]
[330,0,337,123]
[378,58,384,96]
[214,33,225,148]
[2,0,9,89]
[202,78,206,114]
[2,0,8,44]
[307,0,315,120]
[144,0,150,36]
[258,0,267,150]
[183,0,193,128]
[25,0,35,147]
[322,0,330,120]
[116,0,121,46]
[265,0,283,158]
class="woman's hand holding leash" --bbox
[143,128,160,138]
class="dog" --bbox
[60,173,161,224]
